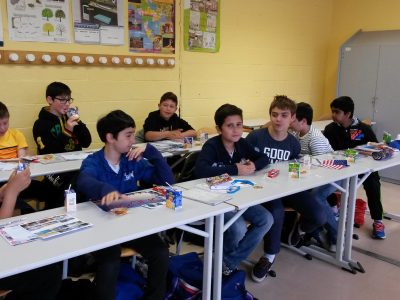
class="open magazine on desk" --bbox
[0,214,92,246]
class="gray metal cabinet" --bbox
[337,30,400,183]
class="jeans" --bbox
[262,190,327,254]
[310,182,341,244]
[223,204,273,270]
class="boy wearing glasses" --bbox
[33,81,92,208]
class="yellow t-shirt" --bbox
[0,128,28,159]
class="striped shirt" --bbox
[299,125,333,156]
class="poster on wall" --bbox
[0,3,3,46]
[7,0,71,43]
[128,0,175,54]
[183,0,219,52]
[72,0,124,45]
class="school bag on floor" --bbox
[165,252,258,300]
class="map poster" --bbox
[7,0,70,43]
[128,0,175,54]
[72,0,124,45]
[183,0,220,53]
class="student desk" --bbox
[0,199,233,300]
[341,152,400,271]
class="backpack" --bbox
[165,252,257,300]
[115,263,146,300]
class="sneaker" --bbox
[288,221,305,247]
[251,257,273,283]
[328,243,337,253]
[222,263,235,276]
[372,221,386,239]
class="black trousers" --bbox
[91,233,169,300]
[361,171,383,220]
[0,264,61,300]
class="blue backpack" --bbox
[165,252,257,300]
[116,263,146,300]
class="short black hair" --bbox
[96,110,136,143]
[269,95,296,115]
[160,92,178,105]
[0,102,10,119]
[330,96,354,118]
[295,102,313,125]
[46,82,71,98]
[214,104,243,129]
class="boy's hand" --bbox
[101,191,121,206]
[127,146,145,161]
[167,129,183,140]
[66,115,80,131]
[7,168,31,194]
[236,162,256,176]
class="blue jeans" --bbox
[223,204,273,270]
[262,190,327,254]
[310,181,342,244]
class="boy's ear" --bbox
[46,96,53,105]
[105,132,115,143]
[215,125,221,134]
[345,111,352,119]
[158,103,161,109]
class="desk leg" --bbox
[202,216,214,300]
[343,175,365,273]
[212,213,224,300]
[301,178,354,271]
[62,259,68,279]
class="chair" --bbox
[135,128,145,143]
[174,151,200,183]
[121,247,138,268]
[0,290,12,298]
[361,118,372,126]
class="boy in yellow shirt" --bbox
[0,101,28,159]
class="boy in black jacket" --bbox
[32,81,92,208]
[324,96,385,239]
[195,104,273,276]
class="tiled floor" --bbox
[179,181,400,300]
[247,181,400,300]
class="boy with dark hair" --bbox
[246,95,326,282]
[143,91,197,141]
[291,102,337,251]
[33,81,92,209]
[0,101,28,159]
[76,110,173,300]
[0,167,62,299]
[324,96,385,239]
[195,103,273,276]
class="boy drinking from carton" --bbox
[76,110,174,300]
[33,81,92,209]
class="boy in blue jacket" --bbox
[76,110,174,300]
[195,104,273,276]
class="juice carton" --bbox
[288,162,300,178]
[166,189,182,210]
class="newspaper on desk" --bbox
[0,214,92,246]
[150,140,186,153]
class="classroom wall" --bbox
[0,0,333,151]
[323,0,400,113]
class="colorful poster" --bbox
[128,0,175,54]
[72,0,124,45]
[7,0,70,43]
[0,2,3,46]
[183,0,220,52]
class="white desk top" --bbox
[0,199,233,279]
[349,152,400,173]
[226,159,368,210]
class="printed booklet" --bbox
[0,214,92,246]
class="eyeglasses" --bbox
[54,97,74,104]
